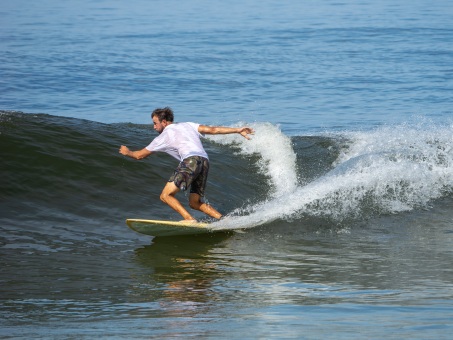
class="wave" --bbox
[1,111,452,232]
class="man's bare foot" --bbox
[180,219,197,223]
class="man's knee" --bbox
[160,189,174,204]
[189,200,200,210]
[189,195,202,210]
[160,192,168,203]
[161,182,179,203]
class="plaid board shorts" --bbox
[168,156,209,196]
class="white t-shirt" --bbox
[145,122,208,161]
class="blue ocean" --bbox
[1,0,453,338]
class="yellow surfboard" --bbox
[126,219,213,237]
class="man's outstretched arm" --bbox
[198,125,254,140]
[119,145,152,160]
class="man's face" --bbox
[152,116,168,134]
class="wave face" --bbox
[1,111,452,231]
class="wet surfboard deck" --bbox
[126,219,215,237]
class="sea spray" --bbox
[210,121,453,230]
[322,122,453,217]
[207,122,298,197]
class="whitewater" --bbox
[209,120,453,230]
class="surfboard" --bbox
[126,219,213,237]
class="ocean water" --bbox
[1,0,453,338]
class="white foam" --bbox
[209,120,453,230]
[207,122,298,197]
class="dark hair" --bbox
[151,107,174,122]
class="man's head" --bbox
[151,107,174,134]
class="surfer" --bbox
[119,107,254,221]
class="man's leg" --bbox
[189,193,222,219]
[160,181,196,221]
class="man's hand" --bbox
[238,127,254,140]
[119,145,130,156]
[119,145,152,160]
